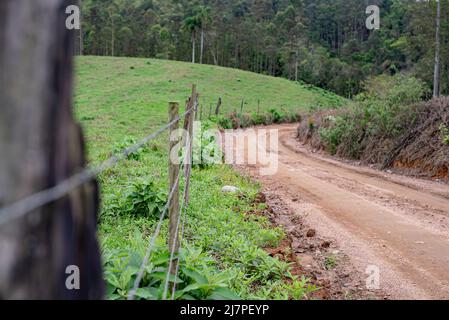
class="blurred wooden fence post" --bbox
[0,0,103,299]
[168,102,180,276]
[215,97,222,115]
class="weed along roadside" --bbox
[96,87,323,300]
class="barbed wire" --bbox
[0,108,192,227]
[162,180,187,300]
[169,190,190,300]
[127,169,182,301]
[162,133,194,300]
[129,102,196,301]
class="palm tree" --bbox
[183,16,201,63]
[196,6,212,64]
[107,5,117,57]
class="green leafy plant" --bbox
[103,232,240,300]
[439,123,449,145]
[192,121,223,169]
[218,109,295,129]
[269,108,284,123]
[310,74,428,160]
[122,180,167,218]
[251,113,267,126]
[324,254,338,270]
[113,136,147,161]
[217,116,233,129]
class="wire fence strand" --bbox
[127,169,182,301]
[0,108,193,227]
[162,130,194,300]
[129,101,194,301]
[162,182,186,300]
[170,100,198,300]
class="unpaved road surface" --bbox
[233,124,449,300]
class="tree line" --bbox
[78,0,449,97]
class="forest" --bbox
[78,0,449,97]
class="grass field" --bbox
[74,56,345,300]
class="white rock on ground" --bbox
[222,186,240,193]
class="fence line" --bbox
[163,183,187,300]
[0,108,193,227]
[129,89,197,301]
[171,99,198,299]
[165,98,198,300]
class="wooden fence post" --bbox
[183,85,197,206]
[215,97,222,116]
[168,102,180,276]
[0,0,103,299]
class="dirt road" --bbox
[235,124,449,300]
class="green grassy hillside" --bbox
[74,56,343,300]
[75,56,344,160]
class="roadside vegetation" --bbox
[215,85,344,130]
[74,56,336,299]
[297,74,449,179]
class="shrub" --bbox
[113,136,147,161]
[305,74,428,161]
[192,121,224,169]
[251,113,267,126]
[319,122,343,155]
[238,113,253,128]
[319,113,362,158]
[217,116,232,129]
[269,108,284,123]
[217,109,302,129]
[283,111,300,123]
[121,180,167,219]
[227,112,240,129]
[439,123,449,145]
[103,232,240,300]
[262,112,274,125]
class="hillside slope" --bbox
[75,56,344,153]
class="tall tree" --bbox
[197,6,212,64]
[108,6,115,56]
[79,0,84,55]
[434,0,441,98]
[77,0,449,96]
[183,15,201,63]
